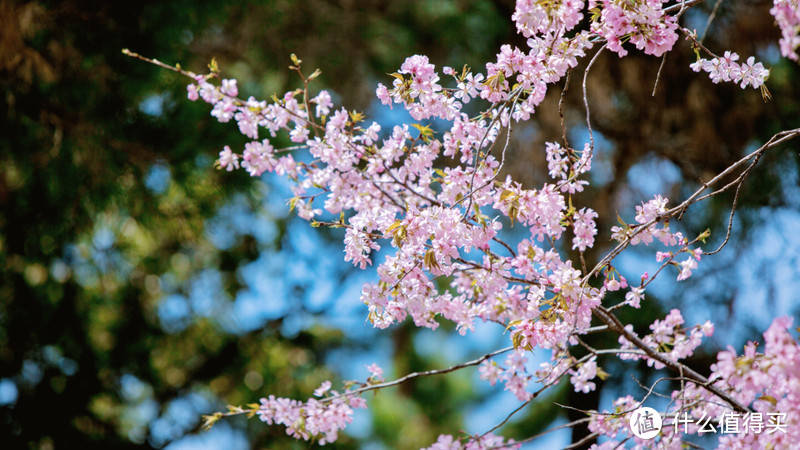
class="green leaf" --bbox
[500,189,516,202]
[392,225,407,247]
[616,211,627,227]
[387,72,405,81]
[349,110,365,123]
[508,202,519,226]
[411,123,434,140]
[208,57,219,73]
[758,395,778,406]
[385,220,402,234]
[201,412,223,430]
[504,319,523,333]
[424,249,440,271]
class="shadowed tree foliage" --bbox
[0,1,511,448]
[1,0,798,448]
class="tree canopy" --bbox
[2,0,799,448]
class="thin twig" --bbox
[501,417,592,448]
[460,89,523,220]
[324,346,515,403]
[583,44,606,153]
[652,53,668,96]
[565,430,600,449]
[703,177,743,255]
[559,69,572,148]
[122,49,197,77]
[480,355,583,440]
[700,0,725,45]
[592,305,751,413]
[583,128,800,283]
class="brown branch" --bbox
[324,346,514,402]
[592,305,751,413]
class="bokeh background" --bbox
[1,0,799,448]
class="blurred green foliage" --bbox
[0,1,513,448]
[1,0,798,448]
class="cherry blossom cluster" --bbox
[590,316,799,448]
[255,364,385,445]
[424,433,520,450]
[376,55,462,121]
[771,0,800,61]
[673,316,800,448]
[617,308,714,369]
[611,195,682,246]
[545,141,593,194]
[570,355,601,393]
[481,344,603,396]
[479,350,535,402]
[586,394,641,442]
[257,393,365,445]
[656,246,703,281]
[512,0,584,37]
[610,194,708,281]
[690,51,770,89]
[588,0,678,57]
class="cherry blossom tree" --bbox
[128,0,800,447]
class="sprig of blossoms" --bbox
[587,395,641,440]
[255,364,389,446]
[166,0,800,445]
[570,355,601,393]
[683,316,800,448]
[424,433,520,449]
[545,142,593,194]
[690,51,770,89]
[616,309,714,369]
[589,0,679,57]
[376,54,462,121]
[257,390,366,445]
[593,317,800,447]
[512,0,584,37]
[771,0,800,61]
[611,195,690,248]
[478,350,535,401]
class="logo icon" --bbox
[629,406,662,439]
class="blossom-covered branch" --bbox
[130,0,800,447]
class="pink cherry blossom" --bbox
[771,0,800,61]
[175,1,800,446]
